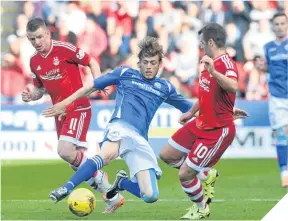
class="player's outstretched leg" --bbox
[179,163,210,220]
[51,140,125,213]
[70,152,111,198]
[106,170,130,199]
[107,169,159,204]
[160,143,219,205]
[50,154,106,203]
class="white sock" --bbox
[195,201,206,209]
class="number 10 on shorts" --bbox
[194,143,209,159]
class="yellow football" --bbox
[67,188,96,217]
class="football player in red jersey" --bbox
[160,23,245,220]
[21,18,124,213]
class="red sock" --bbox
[181,178,206,209]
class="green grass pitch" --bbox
[1,159,287,220]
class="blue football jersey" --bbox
[264,39,288,98]
[93,66,192,139]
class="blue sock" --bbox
[119,178,141,198]
[63,155,104,193]
[277,144,288,172]
[276,128,288,173]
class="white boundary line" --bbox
[2,198,280,203]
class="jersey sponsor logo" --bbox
[40,68,62,80]
[36,65,41,71]
[269,53,288,61]
[132,80,161,96]
[31,72,36,79]
[76,50,85,59]
[154,82,161,89]
[199,77,210,92]
[268,47,277,53]
[53,57,60,66]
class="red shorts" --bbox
[169,120,236,171]
[55,109,92,148]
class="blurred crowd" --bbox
[1,0,288,104]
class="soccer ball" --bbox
[67,188,96,217]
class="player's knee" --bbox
[141,190,159,203]
[159,149,169,163]
[57,141,75,161]
[159,146,185,169]
[178,165,197,182]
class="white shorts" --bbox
[104,121,162,181]
[269,95,288,129]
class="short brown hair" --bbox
[138,36,164,62]
[272,12,287,22]
[198,23,226,48]
[26,18,47,32]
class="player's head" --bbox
[26,18,51,54]
[138,36,164,80]
[271,12,288,39]
[198,23,226,57]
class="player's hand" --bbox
[21,88,32,102]
[179,111,194,125]
[200,55,215,74]
[233,108,248,120]
[42,102,67,118]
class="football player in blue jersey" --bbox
[43,36,193,206]
[43,36,247,211]
[264,12,288,187]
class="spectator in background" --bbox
[225,0,251,62]
[243,20,275,61]
[225,22,242,62]
[170,35,198,85]
[186,2,203,32]
[1,54,26,103]
[245,56,268,100]
[135,7,156,37]
[7,14,35,76]
[78,18,108,64]
[86,1,107,32]
[51,15,77,45]
[64,1,87,36]
[133,20,149,42]
[201,0,225,26]
[249,0,275,21]
[154,1,182,35]
[22,1,35,19]
[124,37,140,69]
[107,1,134,54]
[100,34,128,73]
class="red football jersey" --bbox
[196,54,238,130]
[30,40,91,110]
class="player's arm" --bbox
[22,64,45,102]
[87,57,101,79]
[42,67,122,117]
[187,99,199,116]
[165,86,192,113]
[164,84,196,124]
[60,70,120,107]
[201,55,238,93]
[22,86,45,102]
[65,44,101,78]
